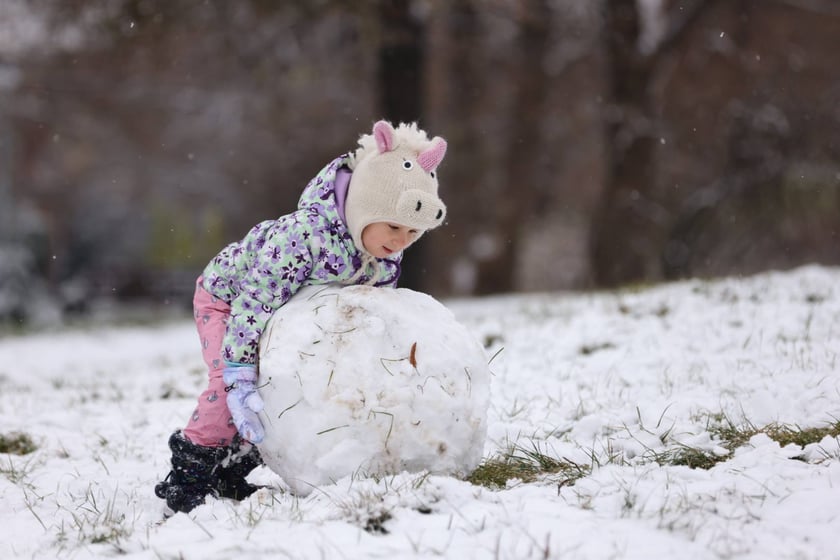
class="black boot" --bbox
[155,431,264,513]
[213,434,264,501]
[155,431,229,513]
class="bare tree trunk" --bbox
[377,0,428,290]
[378,0,425,123]
[0,114,14,242]
[422,0,487,296]
[589,0,659,287]
[474,0,552,294]
[591,0,710,287]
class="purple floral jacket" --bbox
[201,155,402,364]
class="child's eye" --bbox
[402,160,413,170]
[389,225,400,230]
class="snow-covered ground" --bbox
[1,265,838,559]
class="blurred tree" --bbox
[657,0,840,279]
[3,0,840,312]
[5,0,380,303]
[376,0,428,289]
[591,0,840,286]
[378,0,425,123]
[424,0,561,296]
[423,0,487,296]
[590,0,709,286]
[474,0,552,294]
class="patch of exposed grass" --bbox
[468,460,529,488]
[0,431,37,455]
[654,446,724,470]
[713,418,840,454]
[468,442,589,489]
[664,416,840,470]
[471,417,840,489]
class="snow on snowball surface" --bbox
[256,284,490,494]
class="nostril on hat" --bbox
[436,209,443,219]
[415,201,422,212]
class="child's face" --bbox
[361,222,421,258]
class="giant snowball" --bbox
[256,284,490,495]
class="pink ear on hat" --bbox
[373,120,396,153]
[417,137,447,172]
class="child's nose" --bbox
[394,230,409,247]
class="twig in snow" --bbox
[317,425,350,435]
[277,398,303,420]
[368,410,395,448]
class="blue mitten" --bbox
[223,364,265,444]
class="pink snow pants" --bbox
[182,277,238,447]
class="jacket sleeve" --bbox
[221,218,314,365]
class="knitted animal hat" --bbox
[345,120,447,255]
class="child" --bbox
[155,120,448,513]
